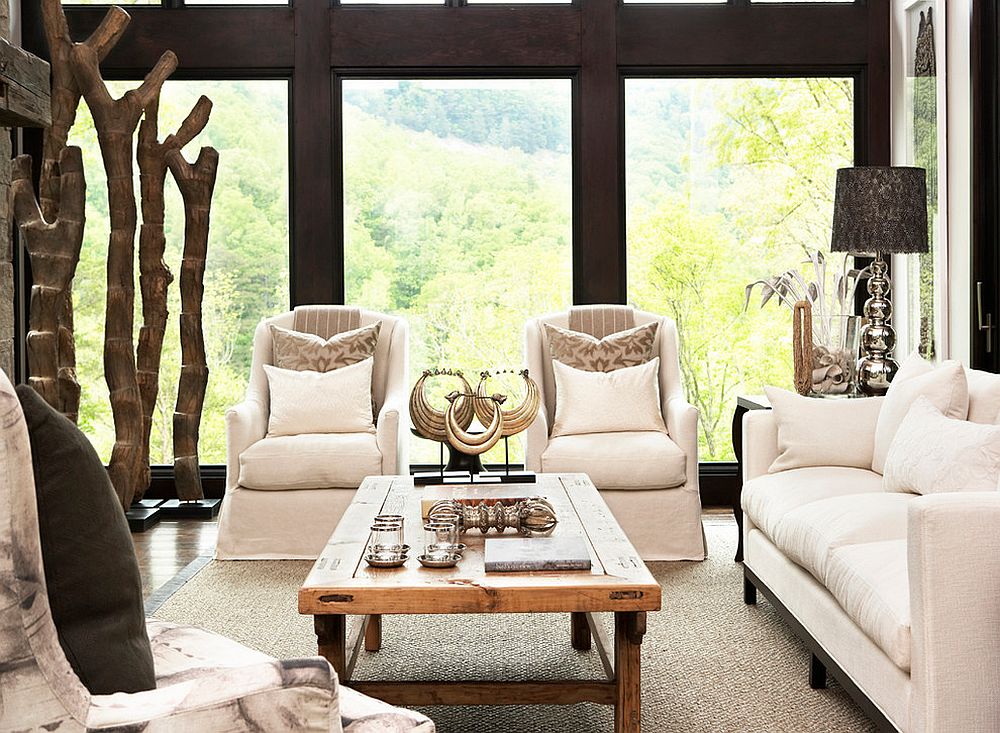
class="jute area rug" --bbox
[153,517,876,733]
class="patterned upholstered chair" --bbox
[218,306,408,559]
[0,369,433,732]
[524,306,706,560]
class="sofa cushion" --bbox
[264,359,375,437]
[764,387,884,472]
[545,320,658,372]
[270,320,380,372]
[16,385,156,695]
[771,492,911,584]
[883,397,1000,495]
[826,539,911,672]
[540,431,686,489]
[741,466,884,542]
[966,367,1000,424]
[872,355,968,473]
[240,432,382,490]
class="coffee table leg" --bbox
[314,615,347,680]
[571,612,592,650]
[614,611,645,733]
[365,614,383,652]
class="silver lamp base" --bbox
[857,253,898,397]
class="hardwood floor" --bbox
[131,517,218,598]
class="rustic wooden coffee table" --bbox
[298,473,661,733]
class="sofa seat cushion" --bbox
[540,431,686,489]
[239,433,382,490]
[771,493,911,584]
[742,466,884,542]
[826,540,911,672]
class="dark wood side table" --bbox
[731,394,770,562]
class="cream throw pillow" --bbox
[871,355,969,474]
[551,357,666,437]
[263,358,375,437]
[269,321,380,372]
[763,387,884,473]
[883,397,1000,494]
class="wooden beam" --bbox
[349,680,617,707]
[330,6,580,68]
[0,37,50,128]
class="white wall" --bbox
[890,0,972,363]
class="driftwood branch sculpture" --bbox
[34,0,129,421]
[73,43,177,508]
[166,145,218,501]
[11,147,85,411]
[135,94,212,495]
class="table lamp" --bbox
[831,166,928,396]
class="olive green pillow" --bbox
[17,385,156,695]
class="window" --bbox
[625,77,855,460]
[342,78,573,465]
[70,79,290,465]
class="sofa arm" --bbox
[87,658,341,732]
[377,388,408,476]
[523,405,548,473]
[908,493,1000,733]
[742,410,778,482]
[225,398,268,491]
[664,396,699,491]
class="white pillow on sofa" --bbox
[763,387,884,473]
[883,396,1000,494]
[871,354,969,474]
[263,358,375,437]
[551,357,666,437]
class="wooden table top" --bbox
[298,473,662,616]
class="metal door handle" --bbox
[977,281,995,353]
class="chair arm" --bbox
[523,405,548,473]
[908,492,1000,733]
[664,396,699,491]
[87,658,341,732]
[742,410,778,482]
[224,398,268,491]
[377,387,409,476]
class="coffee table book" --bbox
[484,536,592,573]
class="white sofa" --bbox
[524,308,705,561]
[741,397,1000,732]
[217,307,408,560]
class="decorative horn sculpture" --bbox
[473,369,540,437]
[409,368,475,442]
[444,391,505,456]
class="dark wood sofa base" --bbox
[743,565,898,733]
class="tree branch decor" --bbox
[11,147,85,410]
[135,94,212,495]
[72,42,177,508]
[166,145,218,501]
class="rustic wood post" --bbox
[135,94,212,495]
[166,146,218,501]
[72,43,177,509]
[11,147,85,410]
[40,0,128,421]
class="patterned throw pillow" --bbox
[270,321,381,372]
[544,321,658,372]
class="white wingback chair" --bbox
[0,369,433,733]
[217,306,408,559]
[524,308,706,560]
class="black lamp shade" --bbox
[831,166,929,255]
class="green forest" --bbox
[69,75,853,467]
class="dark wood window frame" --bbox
[18,0,890,502]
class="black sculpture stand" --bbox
[160,498,222,519]
[412,431,536,485]
[126,498,164,532]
